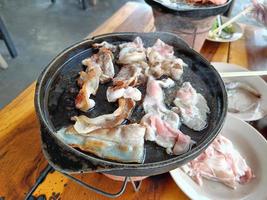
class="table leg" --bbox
[80,0,87,10]
[0,54,8,69]
[0,17,18,58]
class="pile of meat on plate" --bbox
[56,37,254,189]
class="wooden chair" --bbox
[0,16,18,69]
[0,54,8,69]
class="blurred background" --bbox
[0,0,260,109]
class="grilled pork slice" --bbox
[117,37,147,64]
[73,98,135,134]
[107,62,149,103]
[56,124,146,163]
[112,64,141,88]
[173,82,210,131]
[141,77,194,155]
[92,41,117,52]
[146,39,187,80]
[181,134,254,189]
[76,46,116,112]
[75,66,101,112]
[106,86,142,102]
[82,47,115,84]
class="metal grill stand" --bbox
[25,164,143,199]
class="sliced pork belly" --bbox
[106,86,142,102]
[108,61,149,102]
[141,114,193,155]
[117,37,146,64]
[173,82,210,131]
[146,39,187,80]
[56,123,146,163]
[75,66,101,112]
[143,77,181,129]
[82,47,115,83]
[92,41,117,52]
[157,78,175,88]
[143,76,167,113]
[76,47,116,112]
[141,77,194,155]
[113,64,142,88]
[181,135,254,189]
[73,98,135,134]
[96,48,115,83]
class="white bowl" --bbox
[212,62,267,121]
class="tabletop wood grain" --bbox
[1,2,267,200]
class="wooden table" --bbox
[1,2,267,200]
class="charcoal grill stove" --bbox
[32,32,227,198]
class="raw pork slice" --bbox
[181,134,254,189]
[173,82,210,131]
[141,77,194,155]
[146,39,187,80]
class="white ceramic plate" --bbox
[212,62,267,121]
[206,16,243,43]
[170,114,267,200]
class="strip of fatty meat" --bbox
[73,98,135,134]
[56,123,146,163]
[82,47,115,84]
[76,45,116,112]
[75,64,101,112]
[141,77,194,155]
[181,134,254,189]
[92,41,117,52]
[106,86,142,102]
[107,62,149,102]
[117,37,147,64]
[146,39,187,80]
[113,62,149,88]
[173,82,210,131]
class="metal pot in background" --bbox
[145,0,233,51]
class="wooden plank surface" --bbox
[0,82,48,200]
[1,1,267,200]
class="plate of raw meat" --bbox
[170,114,267,200]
